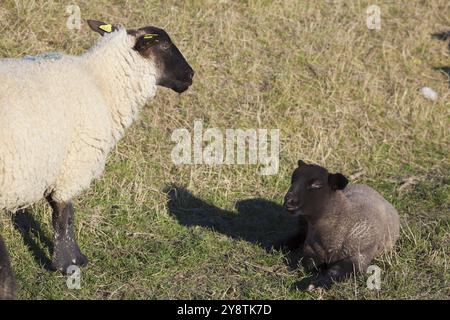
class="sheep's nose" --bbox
[182,68,194,86]
[188,69,195,80]
[285,198,295,206]
[284,193,297,206]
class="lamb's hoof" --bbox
[307,283,317,292]
[51,245,88,274]
[308,275,332,291]
[307,283,325,294]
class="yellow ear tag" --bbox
[99,24,113,33]
[143,33,158,39]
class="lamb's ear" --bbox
[328,173,348,190]
[87,20,118,36]
[134,33,159,52]
[297,160,306,167]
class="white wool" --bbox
[0,29,157,209]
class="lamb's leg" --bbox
[309,258,356,290]
[277,218,308,251]
[46,196,88,273]
[302,242,325,272]
[280,232,307,251]
[0,236,16,300]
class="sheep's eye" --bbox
[160,42,171,50]
[307,179,323,190]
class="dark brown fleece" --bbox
[284,161,400,289]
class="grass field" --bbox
[0,0,449,299]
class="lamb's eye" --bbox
[307,179,323,190]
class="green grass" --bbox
[0,0,449,299]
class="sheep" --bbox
[0,236,16,300]
[283,160,400,289]
[0,19,194,278]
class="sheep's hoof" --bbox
[307,284,326,295]
[51,253,88,274]
[309,275,333,291]
[307,283,317,292]
[51,242,88,274]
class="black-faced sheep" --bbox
[283,161,400,289]
[0,19,194,289]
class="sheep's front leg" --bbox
[309,258,355,290]
[279,232,307,251]
[0,236,16,300]
[302,241,325,272]
[46,196,88,273]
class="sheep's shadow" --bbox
[164,185,307,271]
[12,209,53,270]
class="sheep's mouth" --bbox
[164,79,192,93]
[285,204,301,214]
[172,81,192,93]
[157,78,192,94]
[286,206,299,212]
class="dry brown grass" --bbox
[0,0,449,299]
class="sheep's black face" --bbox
[130,26,194,93]
[87,20,194,94]
[284,161,348,217]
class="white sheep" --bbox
[0,19,194,279]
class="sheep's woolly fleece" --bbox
[305,184,400,270]
[341,184,400,251]
[0,29,158,210]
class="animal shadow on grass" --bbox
[164,185,314,290]
[12,209,53,270]
[432,31,450,86]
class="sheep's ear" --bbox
[328,173,348,190]
[87,20,118,36]
[297,160,306,167]
[134,33,160,52]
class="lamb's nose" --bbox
[284,193,297,206]
[286,198,295,205]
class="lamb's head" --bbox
[87,20,194,93]
[284,160,348,217]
